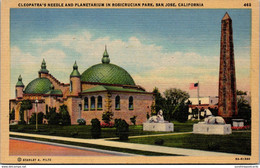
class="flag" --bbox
[189,83,198,90]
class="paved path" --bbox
[10,132,247,156]
[105,132,193,140]
[10,137,135,156]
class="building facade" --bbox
[10,48,154,125]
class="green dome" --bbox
[81,63,135,85]
[81,47,135,85]
[24,78,52,94]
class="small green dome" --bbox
[16,75,24,87]
[70,61,81,77]
[81,47,135,85]
[24,78,52,94]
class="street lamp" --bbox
[35,98,39,131]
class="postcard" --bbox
[1,0,259,164]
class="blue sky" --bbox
[10,9,251,98]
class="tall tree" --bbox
[152,87,164,115]
[237,95,251,124]
[161,88,190,122]
[20,99,32,124]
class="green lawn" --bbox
[9,124,167,139]
[9,121,198,139]
[125,131,251,155]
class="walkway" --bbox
[10,132,247,156]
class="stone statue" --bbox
[202,109,225,125]
[147,110,168,123]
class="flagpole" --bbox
[197,81,200,120]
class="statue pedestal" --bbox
[193,123,232,135]
[143,122,174,132]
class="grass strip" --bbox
[10,134,181,156]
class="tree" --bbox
[237,95,251,125]
[47,107,61,125]
[102,111,113,124]
[9,108,15,121]
[91,118,101,139]
[29,112,44,124]
[237,90,247,95]
[151,87,164,115]
[115,119,129,141]
[161,88,190,122]
[20,100,32,124]
[130,115,137,125]
[59,105,71,126]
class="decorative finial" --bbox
[70,61,80,77]
[16,74,24,87]
[73,61,78,69]
[39,58,49,74]
[102,46,110,64]
[18,74,22,81]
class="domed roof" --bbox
[24,78,52,94]
[81,48,135,86]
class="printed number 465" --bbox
[244,3,251,7]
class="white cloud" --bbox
[11,30,250,98]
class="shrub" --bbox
[59,105,71,126]
[115,119,129,141]
[29,112,44,124]
[146,112,150,120]
[102,111,113,124]
[17,126,25,132]
[207,142,220,151]
[77,118,86,125]
[48,111,61,125]
[154,138,164,145]
[100,122,114,128]
[130,115,137,125]
[18,120,26,125]
[49,130,56,135]
[231,125,251,130]
[114,118,121,127]
[10,108,15,121]
[91,118,101,139]
[71,131,79,137]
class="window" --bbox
[84,97,89,110]
[91,96,95,110]
[115,96,120,110]
[129,96,133,110]
[70,81,72,92]
[97,96,102,110]
[15,89,17,97]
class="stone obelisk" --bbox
[218,12,238,119]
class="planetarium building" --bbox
[10,48,154,125]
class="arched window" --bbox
[91,96,95,110]
[84,97,88,110]
[129,96,133,110]
[70,81,72,92]
[115,96,120,110]
[97,96,102,110]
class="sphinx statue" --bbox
[147,110,168,123]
